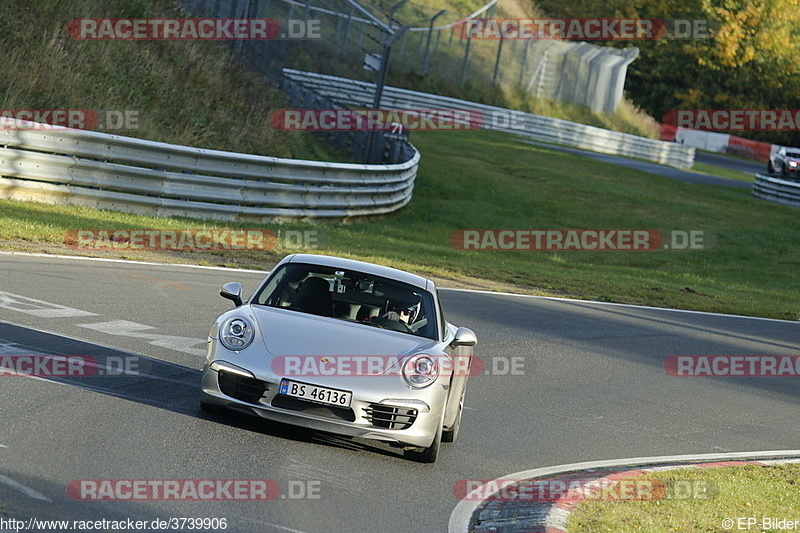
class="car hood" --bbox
[251,305,438,359]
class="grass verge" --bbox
[690,162,756,183]
[0,0,339,162]
[2,130,798,320]
[567,464,800,532]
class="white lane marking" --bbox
[262,525,310,533]
[0,444,6,448]
[0,290,206,357]
[3,370,194,409]
[0,343,18,354]
[0,337,196,384]
[0,342,46,356]
[0,474,52,501]
[0,250,270,274]
[0,291,97,318]
[3,250,796,324]
[282,459,357,488]
[263,526,310,533]
[237,518,310,533]
[77,320,206,357]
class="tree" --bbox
[534,0,800,144]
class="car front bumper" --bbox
[201,363,446,449]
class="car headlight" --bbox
[789,161,798,168]
[219,317,255,351]
[210,360,256,379]
[402,354,439,388]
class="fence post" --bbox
[286,1,296,28]
[493,32,504,85]
[365,13,408,163]
[518,39,531,87]
[460,35,471,85]
[420,10,446,77]
[340,6,353,56]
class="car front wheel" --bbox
[404,413,443,463]
[442,385,465,443]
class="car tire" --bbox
[404,413,443,463]
[768,161,775,173]
[442,384,465,443]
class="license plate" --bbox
[279,379,352,408]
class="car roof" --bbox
[281,254,433,292]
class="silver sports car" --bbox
[200,253,477,463]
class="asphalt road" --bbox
[516,138,755,188]
[1,253,799,532]
[693,150,766,176]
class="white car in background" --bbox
[768,146,800,178]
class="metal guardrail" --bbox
[752,173,800,208]
[0,122,419,221]
[283,69,696,169]
[280,73,414,164]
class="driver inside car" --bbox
[383,307,411,324]
[380,300,420,325]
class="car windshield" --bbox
[786,152,800,159]
[252,263,438,340]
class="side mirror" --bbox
[450,327,477,348]
[220,282,243,307]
